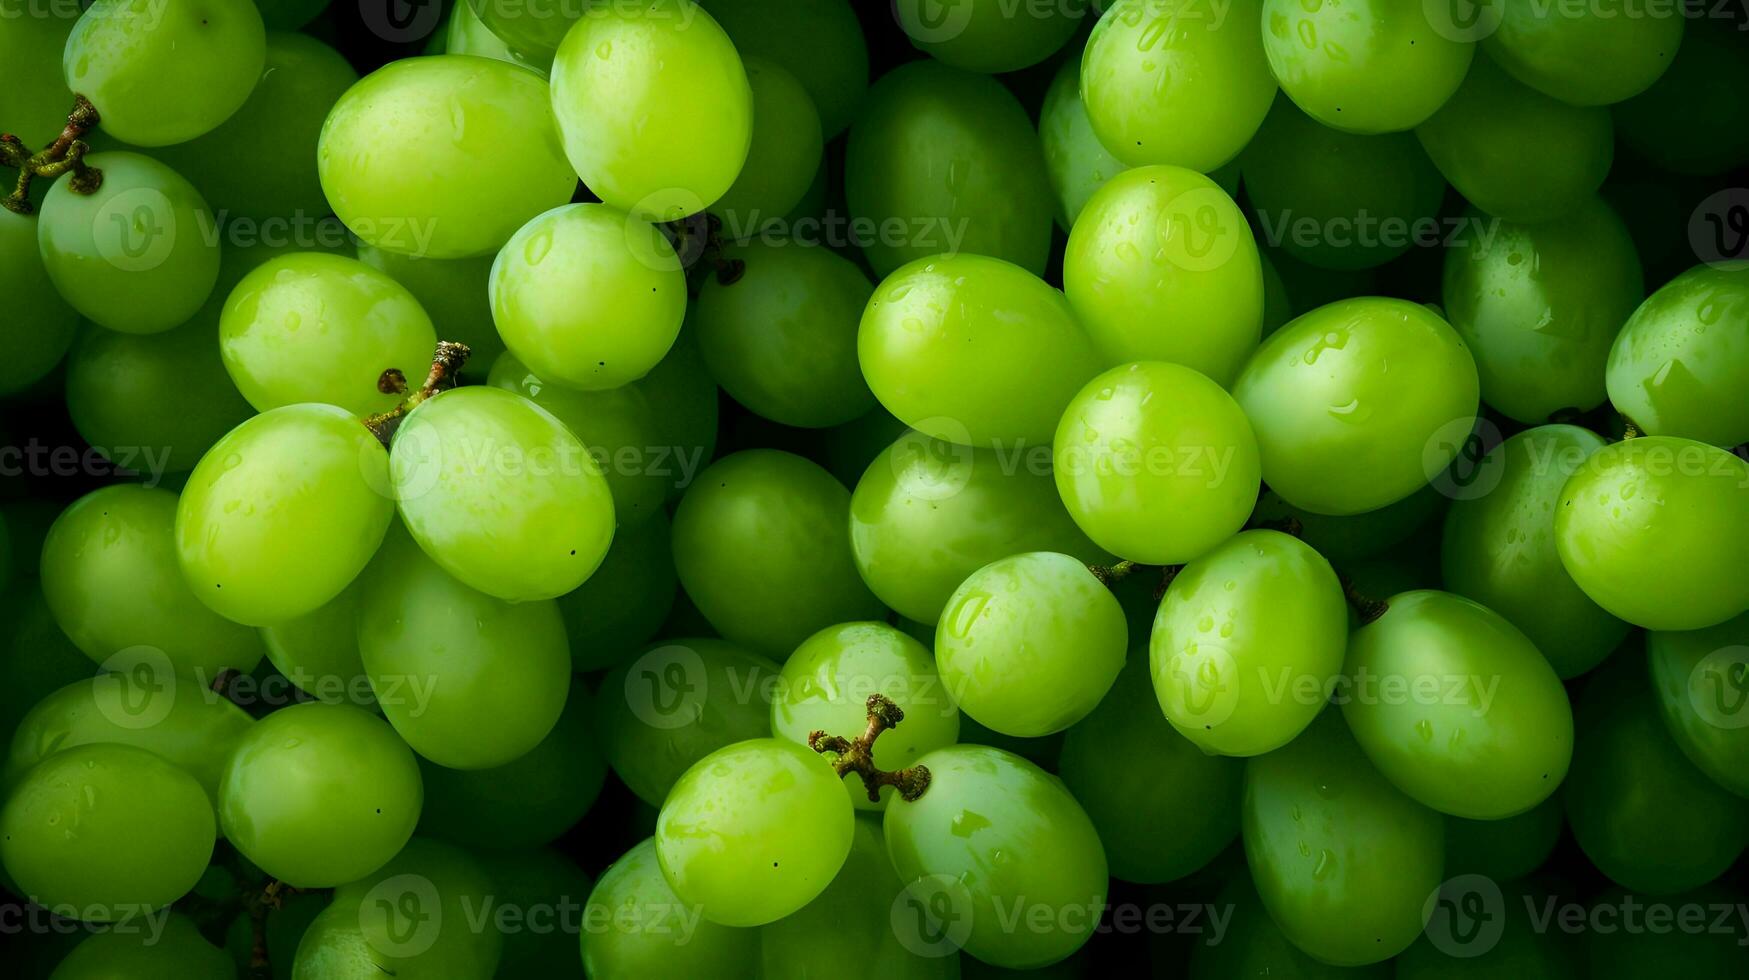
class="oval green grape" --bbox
[1647,611,1749,799]
[1606,262,1749,448]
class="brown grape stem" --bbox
[1340,573,1389,626]
[2,95,102,214]
[363,341,472,447]
[1086,559,1139,586]
[808,694,932,803]
[1620,415,1641,440]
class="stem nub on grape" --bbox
[362,341,473,446]
[2,95,103,214]
[808,694,932,803]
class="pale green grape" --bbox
[37,152,220,334]
[478,848,592,978]
[671,450,885,655]
[66,0,266,146]
[582,837,759,979]
[1188,875,1387,979]
[698,0,867,138]
[1243,709,1444,966]
[936,552,1126,737]
[1082,0,1275,169]
[176,404,395,626]
[1444,793,1564,881]
[42,485,267,677]
[218,702,422,888]
[693,239,873,428]
[1615,21,1749,176]
[390,385,615,602]
[259,582,373,706]
[860,254,1103,448]
[884,744,1108,969]
[1152,529,1347,756]
[50,912,233,980]
[1260,0,1472,133]
[1554,436,1749,631]
[2,743,213,919]
[637,326,720,501]
[1606,263,1749,448]
[1483,0,1682,106]
[845,60,1053,277]
[0,12,79,149]
[356,244,504,378]
[319,56,577,258]
[896,0,1080,73]
[1053,361,1262,565]
[555,510,677,671]
[550,0,752,219]
[1232,297,1479,515]
[1441,426,1628,678]
[355,524,571,769]
[1648,612,1749,798]
[1040,54,1129,230]
[1444,197,1643,423]
[1250,485,1442,564]
[1063,166,1264,387]
[470,0,583,62]
[0,209,78,395]
[710,58,823,235]
[445,0,549,75]
[1415,53,1613,223]
[656,737,854,927]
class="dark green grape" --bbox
[1615,21,1749,176]
[697,0,868,138]
[0,588,95,748]
[1251,485,1443,565]
[582,837,759,979]
[895,0,1080,73]
[1606,263,1749,448]
[1443,793,1564,882]
[0,209,78,396]
[1040,54,1129,231]
[636,326,720,501]
[476,848,592,979]
[1483,0,1682,105]
[0,11,79,149]
[1394,879,1580,978]
[1188,874,1389,979]
[1647,611,1749,798]
[1582,884,1749,978]
[709,58,823,234]
[555,512,677,672]
[49,911,234,979]
[259,581,373,707]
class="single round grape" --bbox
[1415,53,1614,223]
[698,0,867,138]
[1063,165,1264,387]
[1441,425,1628,679]
[895,0,1080,73]
[1443,793,1565,882]
[845,60,1053,278]
[2,744,213,919]
[1040,54,1129,230]
[884,744,1108,969]
[1188,874,1386,979]
[490,203,687,391]
[356,245,504,378]
[477,849,593,978]
[66,0,266,146]
[445,0,548,74]
[176,404,396,626]
[1554,436,1749,631]
[709,58,823,234]
[656,737,855,927]
[259,582,374,707]
[694,239,874,428]
[1243,709,1444,966]
[1606,263,1749,448]
[0,11,78,149]
[1260,0,1473,133]
[859,253,1103,448]
[1615,21,1749,176]
[636,326,720,501]
[469,0,583,62]
[49,912,233,980]
[1483,0,1682,106]
[1082,0,1275,170]
[583,837,759,979]
[42,485,267,677]
[1053,361,1262,565]
[1232,296,1479,515]
[1444,197,1643,423]
[218,702,421,888]
[37,152,220,334]
[555,511,678,671]
[0,209,78,395]
[319,55,577,258]
[1648,611,1749,799]
[936,552,1126,737]
[550,0,752,219]
[771,622,961,809]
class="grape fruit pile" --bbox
[2,0,1748,977]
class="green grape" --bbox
[1232,297,1479,515]
[1583,884,1749,978]
[1059,660,1241,884]
[1565,651,1749,894]
[1648,611,1749,798]
[1152,529,1347,756]
[582,837,759,979]
[37,152,220,334]
[254,0,328,30]
[821,407,910,489]
[469,0,584,62]
[595,638,780,807]
[884,744,1107,969]
[710,58,823,236]
[445,0,549,75]
[770,622,962,809]
[1441,426,1628,679]
[176,404,396,626]
[655,737,854,927]
[1615,22,1749,176]
[1242,709,1444,966]
[0,209,78,395]
[1483,0,1682,106]
[895,0,1080,73]
[550,0,752,219]
[1554,436,1749,631]
[319,55,577,258]
[694,239,874,428]
[1081,0,1276,170]
[636,326,720,500]
[1343,590,1575,818]
[845,60,1053,278]
[1443,793,1564,881]
[1063,165,1264,387]
[1250,485,1442,564]
[42,485,267,677]
[1188,874,1389,979]
[259,581,373,706]
[0,12,78,149]
[850,429,1103,624]
[477,848,593,978]
[1394,880,1580,979]
[50,912,234,980]
[220,252,438,416]
[1260,0,1472,133]
[0,588,95,749]
[671,450,884,655]
[1415,53,1613,223]
[66,0,265,146]
[2,743,213,919]
[1444,197,1643,423]
[219,702,422,887]
[1053,361,1262,565]
[489,203,687,391]
[1040,54,1129,230]
[1606,263,1749,448]
[1260,250,1292,334]
[355,524,571,769]
[356,245,504,378]
[860,254,1102,448]
[555,511,677,671]
[390,385,615,602]
[698,0,867,138]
